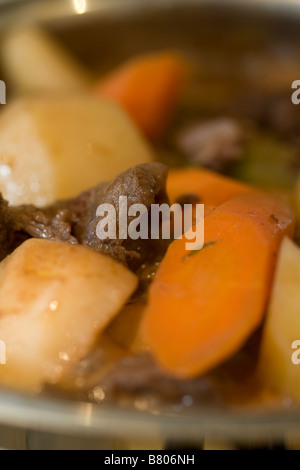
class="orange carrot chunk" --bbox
[143,193,295,379]
[167,167,258,207]
[94,52,188,140]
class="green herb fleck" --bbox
[182,240,216,261]
[270,214,279,224]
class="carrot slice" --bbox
[94,52,188,140]
[167,167,258,207]
[143,193,295,378]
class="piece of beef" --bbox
[0,195,16,261]
[9,204,78,244]
[175,117,243,171]
[0,163,170,276]
[49,350,221,408]
[0,200,77,262]
[78,162,170,270]
[60,182,108,241]
[95,330,263,409]
[6,181,105,246]
[95,353,222,408]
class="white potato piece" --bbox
[0,239,138,393]
[106,302,149,354]
[1,27,91,95]
[0,95,154,206]
[258,237,300,401]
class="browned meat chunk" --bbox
[0,195,16,261]
[0,163,170,274]
[176,117,243,171]
[97,353,221,407]
[79,162,169,269]
[10,204,78,244]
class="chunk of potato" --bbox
[258,237,300,401]
[1,27,91,95]
[106,302,149,354]
[0,95,154,206]
[0,239,138,393]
